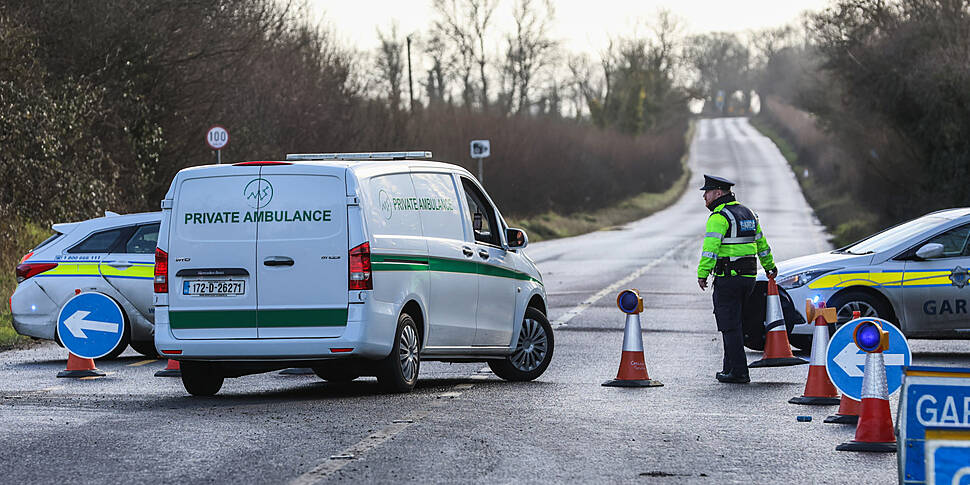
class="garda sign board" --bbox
[470,140,490,158]
[57,292,125,359]
[825,317,911,401]
[898,366,970,485]
[926,440,970,485]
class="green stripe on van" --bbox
[372,253,541,284]
[170,309,347,329]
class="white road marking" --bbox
[551,238,695,326]
[289,365,493,485]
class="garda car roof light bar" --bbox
[285,151,433,161]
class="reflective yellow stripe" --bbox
[99,264,154,279]
[38,263,102,277]
[901,271,951,286]
[808,270,955,290]
[34,262,154,279]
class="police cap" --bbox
[699,174,735,191]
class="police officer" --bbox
[697,175,777,384]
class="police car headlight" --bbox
[776,269,838,289]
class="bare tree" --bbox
[376,23,404,111]
[505,0,557,113]
[432,0,496,108]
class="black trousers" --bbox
[712,276,755,375]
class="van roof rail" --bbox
[285,151,433,161]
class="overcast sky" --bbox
[310,0,831,55]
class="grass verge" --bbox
[508,122,694,242]
[0,220,52,350]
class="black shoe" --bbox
[716,371,750,384]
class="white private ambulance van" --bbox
[154,151,551,396]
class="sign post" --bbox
[470,139,490,183]
[57,292,126,360]
[206,125,230,164]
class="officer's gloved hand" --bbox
[698,277,708,290]
[766,268,778,279]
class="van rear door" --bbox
[255,165,348,338]
[168,166,259,339]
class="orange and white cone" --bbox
[836,349,897,452]
[57,352,106,378]
[602,313,663,387]
[154,359,181,377]
[789,300,840,405]
[749,277,808,368]
[826,310,862,424]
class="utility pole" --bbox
[406,35,415,112]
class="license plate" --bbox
[182,280,245,296]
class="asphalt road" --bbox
[2,117,968,484]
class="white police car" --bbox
[749,208,970,350]
[153,151,551,396]
[12,211,161,357]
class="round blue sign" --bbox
[57,292,125,359]
[825,317,911,401]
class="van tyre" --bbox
[488,307,554,382]
[129,339,158,358]
[377,313,421,393]
[312,365,359,383]
[181,361,224,396]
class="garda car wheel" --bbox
[488,307,554,382]
[376,313,420,393]
[790,290,893,351]
[181,361,224,396]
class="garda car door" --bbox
[409,171,475,347]
[460,178,516,346]
[901,223,970,332]
[255,165,349,338]
[100,223,158,321]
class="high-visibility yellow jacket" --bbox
[697,199,775,278]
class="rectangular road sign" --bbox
[898,366,970,484]
[926,439,970,485]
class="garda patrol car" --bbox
[754,208,970,350]
[154,151,551,396]
[11,211,161,357]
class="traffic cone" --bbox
[154,359,181,377]
[57,352,106,378]
[602,313,663,387]
[836,350,897,452]
[789,300,840,405]
[826,310,862,424]
[749,277,808,368]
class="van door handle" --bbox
[478,249,490,260]
[264,256,294,267]
[462,247,474,257]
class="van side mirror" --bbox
[916,243,944,260]
[506,228,528,249]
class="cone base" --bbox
[57,369,105,378]
[279,367,315,375]
[824,414,859,424]
[748,357,809,368]
[602,379,664,388]
[835,440,896,453]
[789,396,841,405]
[154,369,182,377]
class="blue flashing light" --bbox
[854,320,889,353]
[616,289,643,314]
[812,295,820,304]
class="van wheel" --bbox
[377,313,420,392]
[488,307,554,381]
[181,361,224,396]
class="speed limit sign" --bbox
[206,125,230,150]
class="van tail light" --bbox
[349,242,372,290]
[154,248,169,294]
[15,262,57,283]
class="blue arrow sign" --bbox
[927,440,970,485]
[57,292,125,359]
[825,317,911,401]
